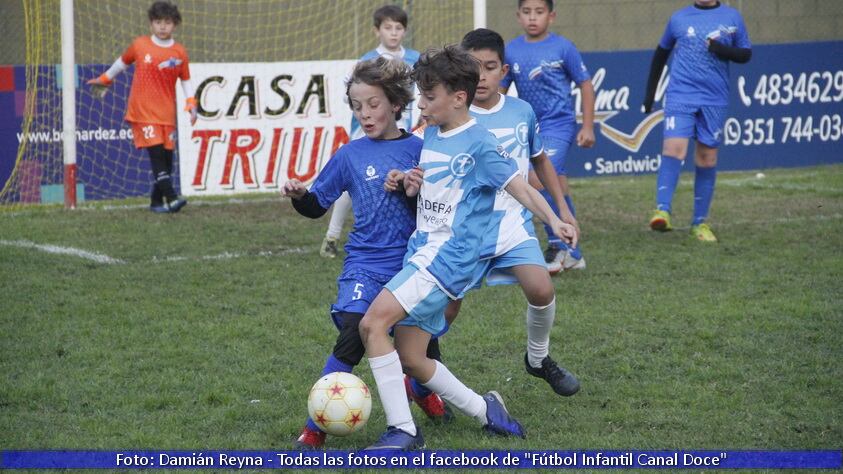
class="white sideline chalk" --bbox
[0,239,125,264]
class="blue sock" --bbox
[410,377,431,398]
[540,188,566,250]
[563,194,582,260]
[692,166,717,225]
[305,354,353,432]
[656,155,683,213]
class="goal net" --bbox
[2,0,474,208]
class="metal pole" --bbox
[473,0,487,29]
[60,0,77,208]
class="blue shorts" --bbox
[663,102,728,148]
[386,264,450,336]
[466,239,545,291]
[539,133,575,175]
[331,268,393,328]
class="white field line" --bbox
[3,196,281,217]
[0,239,125,264]
[150,247,308,263]
[1,239,308,265]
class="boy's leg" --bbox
[298,312,363,447]
[652,103,695,231]
[689,106,725,242]
[359,289,419,439]
[147,145,179,202]
[538,135,584,270]
[321,192,351,258]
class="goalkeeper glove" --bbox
[185,97,198,126]
[86,73,112,98]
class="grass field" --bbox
[1,165,841,456]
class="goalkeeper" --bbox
[87,1,195,213]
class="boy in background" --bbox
[643,0,751,242]
[88,1,195,214]
[320,4,421,258]
[501,0,595,273]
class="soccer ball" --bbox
[307,372,372,436]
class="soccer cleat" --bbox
[690,223,718,242]
[483,391,525,438]
[149,204,169,214]
[404,376,454,424]
[168,198,188,213]
[294,426,326,450]
[320,236,338,259]
[365,426,424,450]
[561,251,586,271]
[543,244,564,275]
[524,353,580,397]
[649,210,673,232]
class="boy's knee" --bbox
[398,351,424,378]
[529,286,555,307]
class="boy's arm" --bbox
[181,78,198,125]
[576,79,595,148]
[86,57,129,97]
[282,179,329,218]
[505,177,577,246]
[530,153,578,231]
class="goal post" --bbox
[5,0,479,209]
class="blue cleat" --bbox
[482,391,525,438]
[168,198,188,213]
[365,426,424,451]
[150,204,170,213]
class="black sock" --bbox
[148,145,178,203]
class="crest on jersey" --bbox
[144,54,152,64]
[515,122,529,147]
[449,153,475,178]
[512,63,521,74]
[158,57,184,70]
[365,165,380,181]
[686,26,696,37]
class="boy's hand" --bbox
[282,179,307,199]
[86,74,112,98]
[576,126,595,148]
[403,167,423,197]
[384,169,405,192]
[184,97,198,126]
[550,218,578,248]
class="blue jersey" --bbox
[469,94,543,258]
[350,46,421,138]
[502,33,591,139]
[659,3,751,106]
[309,133,422,275]
[408,119,519,298]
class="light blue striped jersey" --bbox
[350,46,421,138]
[659,3,751,106]
[408,119,519,298]
[469,94,543,258]
[501,33,591,139]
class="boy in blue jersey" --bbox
[320,4,421,259]
[643,0,751,242]
[437,28,580,397]
[359,46,577,450]
[501,0,595,274]
[283,57,449,449]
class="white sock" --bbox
[527,297,556,368]
[423,360,487,425]
[326,192,351,240]
[368,351,416,436]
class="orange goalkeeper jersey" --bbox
[121,36,190,126]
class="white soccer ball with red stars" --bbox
[307,371,372,436]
